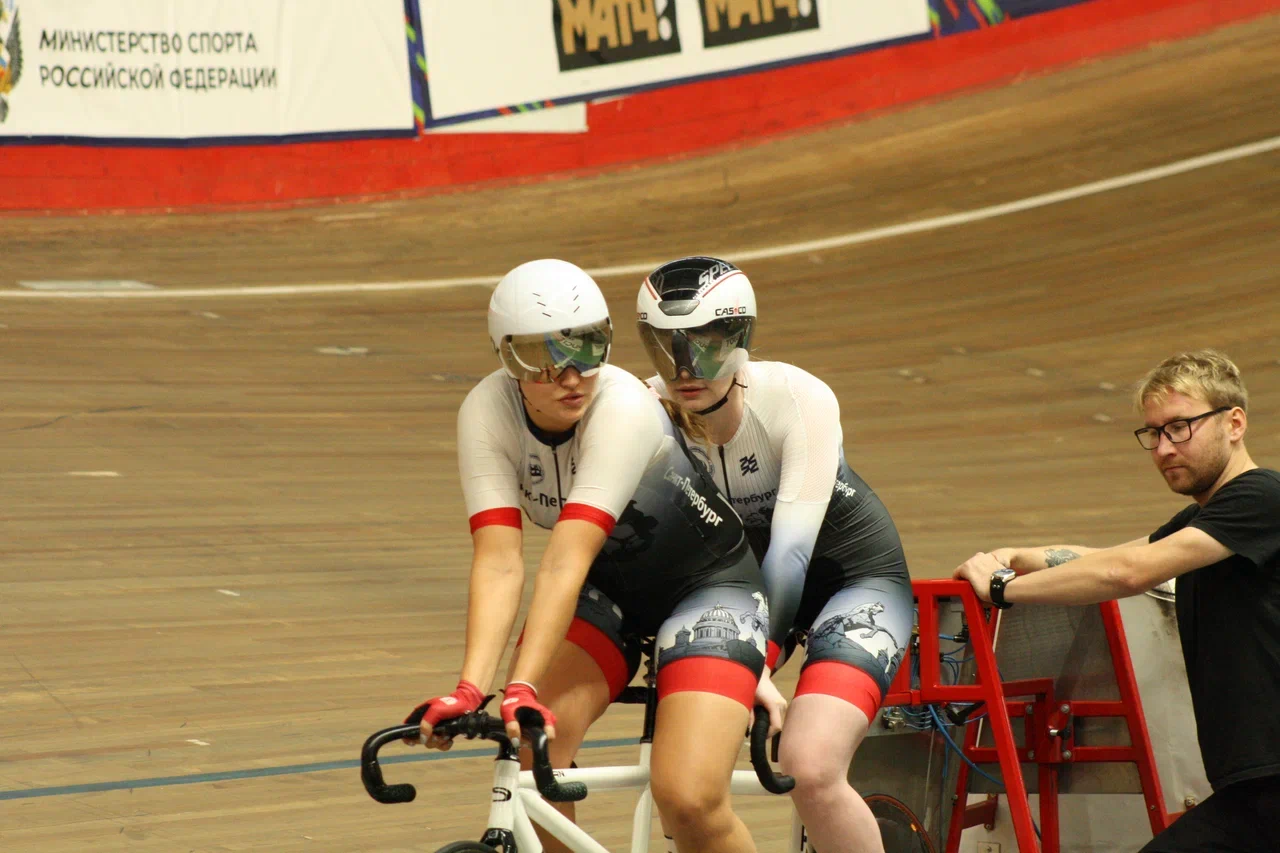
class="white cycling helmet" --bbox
[636,256,756,382]
[488,259,613,383]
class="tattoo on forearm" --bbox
[1045,548,1081,568]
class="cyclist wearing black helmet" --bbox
[637,256,913,853]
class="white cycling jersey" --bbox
[458,364,670,534]
[650,360,848,659]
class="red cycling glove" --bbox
[405,679,485,732]
[500,681,557,736]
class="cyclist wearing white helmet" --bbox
[408,259,770,853]
[637,256,914,853]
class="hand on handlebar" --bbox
[403,679,485,749]
[754,669,788,739]
[501,681,557,745]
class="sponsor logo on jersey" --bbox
[833,479,857,500]
[687,443,712,470]
[663,467,724,527]
[523,488,562,509]
[698,0,819,49]
[553,0,681,72]
[729,488,776,507]
[739,453,760,475]
[528,455,545,485]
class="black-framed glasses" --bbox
[1134,407,1230,450]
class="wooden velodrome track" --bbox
[4,16,1279,852]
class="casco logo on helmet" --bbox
[714,306,746,316]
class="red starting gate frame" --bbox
[885,580,1181,853]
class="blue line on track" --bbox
[0,737,639,801]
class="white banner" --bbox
[419,0,929,124]
[0,0,413,139]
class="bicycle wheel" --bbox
[433,843,495,853]
[865,793,937,853]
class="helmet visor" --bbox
[637,317,753,382]
[498,319,612,383]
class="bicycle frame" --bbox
[361,711,803,853]
[488,738,804,853]
[363,640,802,853]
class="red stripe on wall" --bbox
[2,0,1274,214]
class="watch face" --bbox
[991,568,1015,609]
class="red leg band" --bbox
[766,640,781,672]
[564,618,631,700]
[657,657,758,710]
[795,661,883,722]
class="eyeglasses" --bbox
[1133,407,1230,450]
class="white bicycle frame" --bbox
[482,740,807,853]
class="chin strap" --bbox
[695,379,747,416]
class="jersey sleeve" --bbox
[762,500,828,663]
[1188,472,1280,568]
[456,383,523,533]
[565,379,666,535]
[762,368,842,658]
[1149,504,1198,543]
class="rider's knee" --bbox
[790,764,849,806]
[781,738,851,800]
[649,770,731,833]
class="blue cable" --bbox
[913,630,1042,839]
[926,705,1042,841]
[927,704,1005,788]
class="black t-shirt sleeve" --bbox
[1187,471,1280,568]
[1150,504,1198,543]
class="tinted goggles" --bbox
[637,317,753,381]
[498,319,612,383]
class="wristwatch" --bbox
[989,568,1018,610]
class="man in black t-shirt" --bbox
[954,350,1280,852]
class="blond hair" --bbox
[1135,349,1248,411]
[659,397,712,447]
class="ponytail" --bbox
[659,397,712,447]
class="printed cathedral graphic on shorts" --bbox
[553,0,682,72]
[657,587,768,674]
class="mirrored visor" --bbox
[498,319,612,383]
[637,317,753,381]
